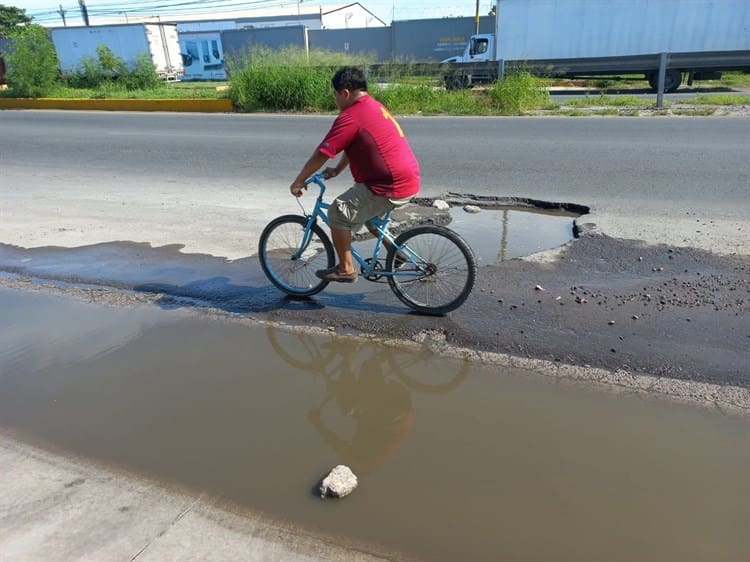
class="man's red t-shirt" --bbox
[317,95,420,199]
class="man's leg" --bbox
[318,183,406,282]
[331,226,356,275]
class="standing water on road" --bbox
[448,207,577,264]
[1,288,749,561]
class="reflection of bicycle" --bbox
[258,174,477,315]
[266,326,469,474]
[267,326,470,394]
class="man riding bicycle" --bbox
[289,66,421,283]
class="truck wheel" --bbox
[647,69,682,93]
[444,75,467,90]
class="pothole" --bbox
[383,194,589,265]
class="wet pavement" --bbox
[2,287,750,561]
[2,110,748,560]
[1,219,747,393]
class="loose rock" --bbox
[463,204,481,214]
[319,465,358,499]
[432,199,450,211]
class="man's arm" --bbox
[323,153,349,180]
[289,150,329,197]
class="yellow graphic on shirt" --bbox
[380,106,404,138]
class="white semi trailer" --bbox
[51,23,184,80]
[444,0,750,91]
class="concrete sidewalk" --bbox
[0,435,388,562]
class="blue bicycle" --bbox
[258,173,477,315]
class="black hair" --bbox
[331,66,368,92]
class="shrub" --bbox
[487,71,551,114]
[231,62,333,111]
[95,44,128,78]
[65,45,162,91]
[228,46,375,112]
[5,24,59,97]
[373,83,439,113]
[120,52,161,90]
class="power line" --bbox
[28,0,289,17]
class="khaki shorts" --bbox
[328,182,412,232]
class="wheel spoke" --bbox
[388,226,476,314]
[259,216,334,296]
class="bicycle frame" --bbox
[298,174,425,279]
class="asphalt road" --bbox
[2,110,747,246]
[3,110,748,204]
[1,110,748,388]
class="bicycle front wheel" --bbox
[258,215,335,297]
[386,225,476,315]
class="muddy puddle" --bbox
[354,207,577,268]
[448,207,576,264]
[2,288,749,561]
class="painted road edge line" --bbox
[0,98,233,112]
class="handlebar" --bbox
[305,172,328,185]
[303,172,328,198]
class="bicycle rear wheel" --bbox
[258,215,335,297]
[386,225,476,315]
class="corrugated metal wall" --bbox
[392,17,495,61]
[219,17,496,63]
[221,25,307,61]
[308,27,391,61]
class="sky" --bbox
[8,1,496,26]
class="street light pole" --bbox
[475,0,480,34]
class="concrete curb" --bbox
[0,97,233,112]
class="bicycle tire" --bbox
[265,326,338,372]
[386,225,476,315]
[388,347,471,393]
[258,215,335,297]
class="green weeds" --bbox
[227,48,553,115]
[671,107,717,116]
[63,45,162,92]
[227,46,374,111]
[717,71,750,89]
[562,94,641,107]
[486,71,553,114]
[685,94,750,105]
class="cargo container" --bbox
[443,0,750,92]
[50,23,184,80]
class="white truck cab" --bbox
[441,33,494,64]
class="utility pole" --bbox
[58,4,67,26]
[78,0,90,26]
[475,0,480,34]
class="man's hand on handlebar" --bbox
[290,181,307,197]
[322,167,338,179]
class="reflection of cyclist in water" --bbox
[267,327,469,474]
[308,352,415,475]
